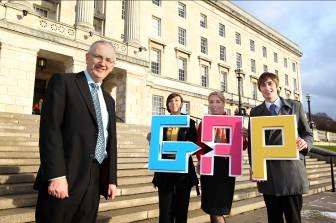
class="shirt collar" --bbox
[84,70,102,87]
[265,97,281,110]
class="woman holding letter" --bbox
[152,92,199,223]
[196,91,247,223]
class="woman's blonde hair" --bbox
[208,91,225,104]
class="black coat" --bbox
[34,72,117,199]
[152,118,199,189]
[248,97,313,195]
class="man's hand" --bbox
[48,177,69,199]
[296,137,307,151]
[107,184,117,200]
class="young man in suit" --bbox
[248,72,313,223]
[34,40,118,223]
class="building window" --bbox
[250,39,255,52]
[151,48,161,75]
[251,59,256,73]
[121,0,126,19]
[221,71,228,92]
[178,57,187,81]
[178,2,186,18]
[93,17,104,34]
[235,32,241,45]
[178,27,186,46]
[262,46,267,58]
[263,64,268,72]
[219,23,225,37]
[275,69,279,76]
[293,78,297,91]
[152,16,161,37]
[274,52,278,63]
[200,13,207,28]
[292,62,296,72]
[152,0,161,6]
[252,82,258,100]
[285,74,289,86]
[236,53,242,68]
[284,58,288,68]
[201,65,209,87]
[201,37,208,54]
[34,5,48,18]
[220,45,226,61]
[181,101,190,114]
[152,95,164,115]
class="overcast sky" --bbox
[233,1,336,120]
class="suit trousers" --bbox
[35,160,101,223]
[263,194,303,223]
[158,181,192,223]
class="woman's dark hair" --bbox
[166,92,183,113]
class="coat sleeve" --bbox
[196,122,206,160]
[296,102,313,155]
[39,74,67,181]
[108,97,118,185]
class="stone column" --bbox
[124,0,140,47]
[64,58,86,73]
[75,0,94,30]
[0,43,38,114]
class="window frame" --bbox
[178,2,186,18]
[151,48,161,75]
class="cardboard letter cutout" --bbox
[250,115,298,180]
[200,115,243,176]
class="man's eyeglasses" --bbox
[90,53,115,64]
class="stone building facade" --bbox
[0,0,302,125]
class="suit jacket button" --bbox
[89,154,95,159]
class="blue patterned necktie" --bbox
[90,83,106,164]
[270,103,277,116]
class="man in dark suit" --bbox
[248,72,313,223]
[34,40,118,223]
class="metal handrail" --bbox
[309,146,336,192]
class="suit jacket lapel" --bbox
[75,71,97,124]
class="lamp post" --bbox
[306,94,313,131]
[235,68,244,115]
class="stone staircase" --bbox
[0,112,333,223]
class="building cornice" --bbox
[207,0,302,57]
[0,18,148,67]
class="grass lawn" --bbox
[314,145,336,152]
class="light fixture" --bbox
[37,58,47,70]
[138,46,147,52]
[22,10,28,17]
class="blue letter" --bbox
[148,115,199,173]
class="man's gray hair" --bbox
[88,40,116,54]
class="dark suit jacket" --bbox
[152,118,199,189]
[34,72,117,199]
[248,97,313,196]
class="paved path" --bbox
[226,192,336,223]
